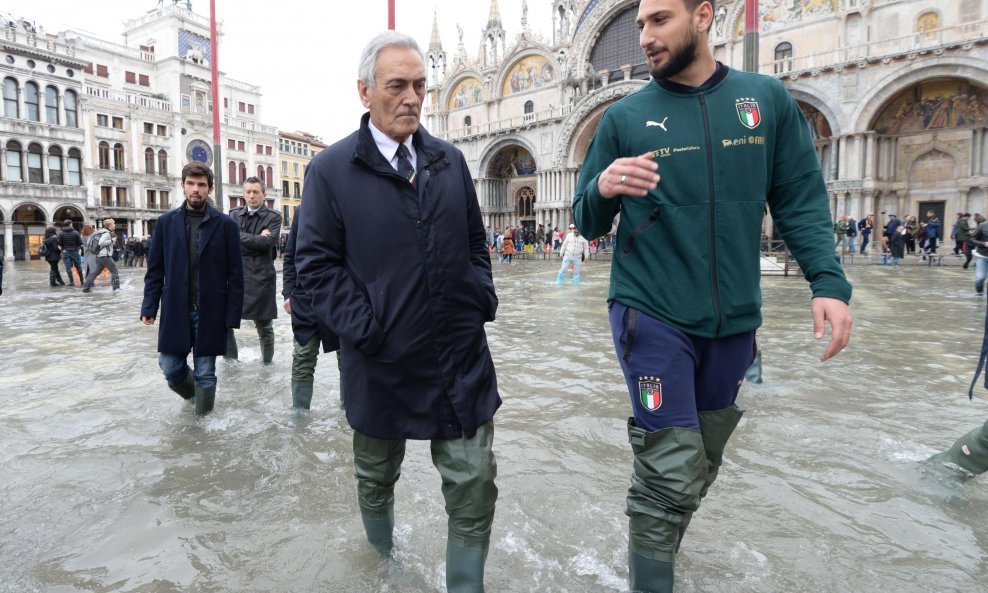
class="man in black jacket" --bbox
[282,207,340,409]
[58,221,85,285]
[226,177,282,363]
[295,31,500,593]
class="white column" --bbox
[3,222,14,261]
[864,132,876,180]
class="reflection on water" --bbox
[0,259,985,592]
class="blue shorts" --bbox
[609,301,756,431]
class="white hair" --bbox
[358,31,424,88]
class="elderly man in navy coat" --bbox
[295,31,500,593]
[141,162,244,416]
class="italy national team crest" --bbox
[638,376,663,411]
[736,98,761,129]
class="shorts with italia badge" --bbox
[609,300,756,432]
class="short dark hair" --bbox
[683,0,714,11]
[181,162,214,189]
[243,176,265,192]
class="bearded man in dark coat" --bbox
[226,176,282,363]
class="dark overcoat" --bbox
[282,208,339,352]
[228,204,281,321]
[141,203,244,356]
[295,113,500,440]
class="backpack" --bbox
[38,241,48,257]
[86,230,103,255]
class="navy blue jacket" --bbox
[282,208,339,352]
[295,113,500,440]
[141,203,244,356]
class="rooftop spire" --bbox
[487,0,501,28]
[429,10,442,51]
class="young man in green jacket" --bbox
[572,1,853,591]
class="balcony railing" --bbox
[763,19,988,76]
[436,104,573,141]
[85,85,172,112]
[223,117,278,136]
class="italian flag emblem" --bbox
[638,377,663,411]
[736,100,761,129]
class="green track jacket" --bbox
[574,67,852,338]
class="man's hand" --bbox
[141,316,155,326]
[596,153,660,199]
[283,298,292,315]
[811,297,852,361]
[261,229,271,237]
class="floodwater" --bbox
[0,256,985,593]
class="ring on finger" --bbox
[619,174,628,184]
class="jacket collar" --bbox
[353,112,445,176]
[654,61,729,95]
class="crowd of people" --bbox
[36,220,151,290]
[485,223,614,263]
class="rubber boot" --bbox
[194,385,216,416]
[572,273,581,285]
[446,540,488,593]
[224,328,238,360]
[49,269,58,287]
[556,270,565,285]
[928,419,988,476]
[361,508,395,556]
[258,321,275,363]
[111,277,120,291]
[626,419,707,593]
[676,405,744,552]
[292,381,313,410]
[169,371,196,400]
[629,548,674,593]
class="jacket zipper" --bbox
[698,92,723,336]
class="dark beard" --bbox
[648,26,699,81]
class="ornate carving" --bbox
[554,80,644,166]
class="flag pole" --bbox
[388,0,395,29]
[210,0,224,206]
[743,0,759,73]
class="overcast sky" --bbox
[3,0,554,142]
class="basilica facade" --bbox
[424,0,988,238]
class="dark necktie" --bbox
[395,144,415,184]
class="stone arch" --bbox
[555,79,645,168]
[53,204,85,225]
[568,0,638,80]
[786,82,842,137]
[850,58,988,132]
[907,148,959,185]
[478,135,540,179]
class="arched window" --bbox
[27,142,44,183]
[98,141,110,169]
[64,90,78,127]
[5,140,23,181]
[464,115,472,127]
[67,148,82,185]
[524,100,534,114]
[2,77,17,118]
[48,145,63,185]
[588,6,649,82]
[917,11,940,33]
[238,162,247,185]
[516,186,535,217]
[228,161,237,184]
[24,81,40,121]
[265,166,273,188]
[113,143,125,171]
[157,149,168,176]
[774,42,793,74]
[144,148,155,174]
[257,165,264,181]
[45,86,59,124]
